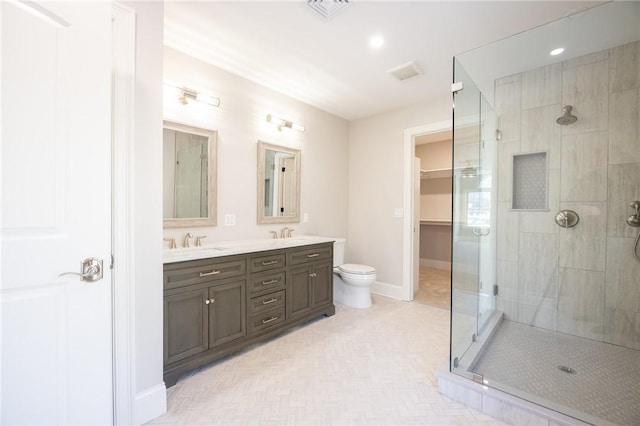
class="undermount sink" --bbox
[163,245,228,254]
[162,235,336,263]
[162,245,229,261]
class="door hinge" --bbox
[493,284,499,296]
[110,254,115,270]
[451,81,464,93]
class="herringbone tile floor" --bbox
[150,295,505,425]
[414,267,450,310]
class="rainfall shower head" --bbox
[556,105,577,125]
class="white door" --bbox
[1,2,113,424]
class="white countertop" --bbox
[163,235,339,264]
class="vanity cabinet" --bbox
[163,242,335,387]
[164,280,246,365]
[287,262,333,319]
[287,244,333,319]
[163,256,247,371]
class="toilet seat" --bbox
[338,263,376,275]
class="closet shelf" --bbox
[420,220,452,226]
[420,168,452,179]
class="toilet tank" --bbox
[333,238,346,266]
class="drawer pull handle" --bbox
[261,279,279,286]
[262,316,279,324]
[204,298,215,305]
[199,270,220,277]
[261,260,279,266]
[306,253,319,258]
[261,297,279,305]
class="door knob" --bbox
[58,257,104,282]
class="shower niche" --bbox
[511,152,547,210]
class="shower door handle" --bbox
[472,227,490,236]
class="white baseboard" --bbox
[371,280,405,301]
[419,258,451,271]
[134,383,166,425]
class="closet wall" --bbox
[416,136,452,270]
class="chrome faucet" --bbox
[164,237,177,249]
[280,227,290,239]
[279,227,294,238]
[183,232,194,247]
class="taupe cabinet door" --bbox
[312,261,333,307]
[164,288,209,364]
[288,266,314,318]
[208,280,247,347]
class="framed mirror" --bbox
[163,120,217,228]
[257,141,300,224]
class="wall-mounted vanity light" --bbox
[164,83,220,107]
[266,114,305,132]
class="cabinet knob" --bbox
[309,272,317,278]
[204,298,215,305]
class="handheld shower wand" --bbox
[627,201,640,262]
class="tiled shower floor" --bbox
[472,320,640,425]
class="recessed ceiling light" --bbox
[550,47,565,56]
[370,35,384,49]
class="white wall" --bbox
[163,47,349,243]
[348,100,450,296]
[122,2,166,424]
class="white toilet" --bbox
[333,238,376,308]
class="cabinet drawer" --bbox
[249,271,286,294]
[249,290,285,314]
[248,307,286,334]
[250,252,286,273]
[288,244,333,266]
[164,258,246,290]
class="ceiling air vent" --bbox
[307,0,349,20]
[387,61,424,81]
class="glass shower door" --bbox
[476,95,497,332]
[450,59,481,375]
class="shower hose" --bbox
[634,230,640,263]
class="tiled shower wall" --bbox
[495,41,640,350]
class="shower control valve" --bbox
[627,201,640,227]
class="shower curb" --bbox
[437,367,608,426]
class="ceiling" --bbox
[164,1,605,121]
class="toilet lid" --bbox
[338,263,376,275]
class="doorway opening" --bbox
[414,131,452,309]
[402,121,451,305]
